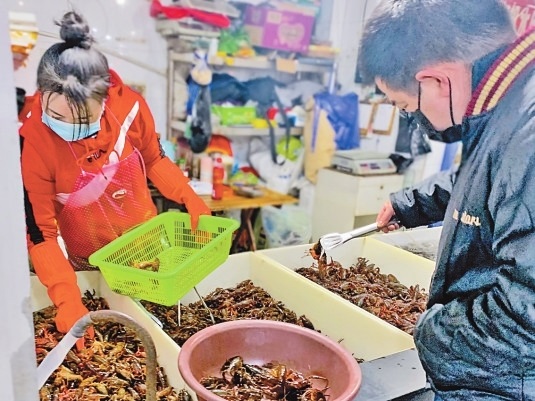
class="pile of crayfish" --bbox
[201,356,328,401]
[299,255,428,335]
[34,290,189,401]
[141,280,316,347]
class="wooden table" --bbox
[199,187,297,211]
[151,186,298,252]
[202,187,298,253]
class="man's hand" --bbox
[376,201,400,233]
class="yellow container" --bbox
[32,242,429,401]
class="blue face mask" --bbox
[42,112,101,141]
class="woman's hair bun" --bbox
[57,11,93,49]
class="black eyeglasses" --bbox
[397,83,422,119]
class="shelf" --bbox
[170,119,303,137]
[169,51,334,74]
[166,44,332,140]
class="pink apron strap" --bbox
[108,101,139,164]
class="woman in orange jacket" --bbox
[20,11,210,349]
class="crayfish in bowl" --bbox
[201,355,329,401]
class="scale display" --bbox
[331,150,397,176]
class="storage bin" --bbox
[119,251,416,378]
[257,238,435,337]
[372,226,442,261]
[30,271,191,393]
[211,105,256,126]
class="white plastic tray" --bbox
[130,251,415,374]
[257,237,435,339]
[258,237,435,289]
[30,272,191,394]
[372,226,442,261]
[32,244,429,400]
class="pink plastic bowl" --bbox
[178,319,362,401]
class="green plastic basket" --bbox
[88,212,239,306]
[211,105,257,126]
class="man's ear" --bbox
[415,69,451,98]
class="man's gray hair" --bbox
[37,11,110,122]
[358,0,516,94]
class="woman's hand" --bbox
[55,300,94,351]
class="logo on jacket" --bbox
[86,149,104,163]
[453,209,481,227]
[112,189,127,199]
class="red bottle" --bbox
[211,157,224,200]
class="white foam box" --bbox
[30,272,191,394]
[372,226,442,261]
[257,237,435,346]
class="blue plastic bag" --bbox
[311,92,359,151]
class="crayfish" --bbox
[201,356,329,401]
[131,257,160,272]
[298,257,428,335]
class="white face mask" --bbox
[41,105,105,141]
[41,113,101,141]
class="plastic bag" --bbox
[210,73,249,105]
[311,91,359,151]
[248,137,304,194]
[304,92,360,183]
[187,83,212,153]
[261,205,312,248]
[244,77,290,164]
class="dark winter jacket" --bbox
[391,31,535,400]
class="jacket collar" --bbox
[466,30,535,116]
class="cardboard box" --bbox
[243,5,315,53]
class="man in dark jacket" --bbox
[358,1,535,400]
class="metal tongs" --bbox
[318,219,399,252]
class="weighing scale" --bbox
[331,149,398,176]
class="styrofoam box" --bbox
[257,237,435,342]
[30,272,192,395]
[372,226,442,262]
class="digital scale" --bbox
[331,150,397,176]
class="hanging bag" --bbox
[244,77,290,165]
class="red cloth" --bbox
[150,0,230,28]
